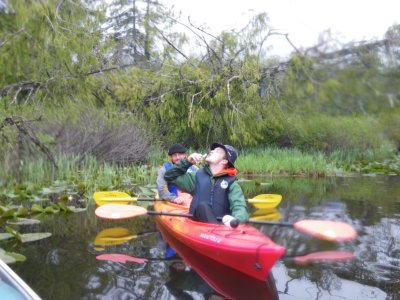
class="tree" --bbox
[105,0,179,66]
[0,0,110,105]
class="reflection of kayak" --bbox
[154,201,285,281]
[156,211,280,299]
[0,259,41,300]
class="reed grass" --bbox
[236,148,335,176]
[0,145,397,194]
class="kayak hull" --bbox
[154,201,285,281]
[157,216,279,299]
[0,259,41,300]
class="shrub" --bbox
[286,114,388,152]
[380,108,400,151]
[39,108,152,164]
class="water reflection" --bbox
[250,208,281,221]
[242,176,400,299]
[2,176,399,299]
[156,219,279,300]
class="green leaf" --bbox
[6,218,41,226]
[58,202,74,212]
[0,205,9,213]
[0,233,14,241]
[31,204,44,213]
[0,248,26,263]
[30,195,45,202]
[44,206,58,214]
[5,226,21,240]
[0,248,16,264]
[66,207,87,213]
[16,206,29,217]
[1,209,15,219]
[5,192,17,199]
[39,187,54,195]
[19,232,52,243]
[6,251,26,262]
[138,186,154,196]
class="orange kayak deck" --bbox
[154,201,285,281]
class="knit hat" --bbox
[168,144,187,155]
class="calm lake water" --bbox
[2,176,400,299]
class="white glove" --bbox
[222,215,239,228]
[172,196,184,204]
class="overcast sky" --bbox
[162,0,400,57]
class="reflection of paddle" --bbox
[250,208,281,221]
[94,227,156,246]
[95,204,357,242]
[96,250,354,265]
[96,253,181,264]
[93,191,282,209]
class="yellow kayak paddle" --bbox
[93,191,282,209]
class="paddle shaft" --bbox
[248,220,293,227]
[100,197,265,203]
[147,211,194,218]
[147,210,239,227]
[148,210,292,227]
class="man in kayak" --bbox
[157,143,194,206]
[164,142,249,227]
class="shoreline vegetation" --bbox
[0,146,398,214]
[1,146,398,192]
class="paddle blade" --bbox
[294,220,357,241]
[248,194,282,209]
[95,204,147,220]
[293,251,355,264]
[96,254,148,264]
[93,191,135,206]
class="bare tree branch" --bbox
[56,0,66,19]
[226,75,243,114]
[0,116,58,169]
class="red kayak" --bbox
[154,201,285,281]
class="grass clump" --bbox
[236,148,333,176]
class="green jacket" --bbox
[164,159,249,223]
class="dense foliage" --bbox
[1,0,399,175]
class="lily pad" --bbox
[6,251,26,262]
[0,248,26,263]
[0,233,13,241]
[44,206,58,214]
[39,187,54,195]
[4,192,18,199]
[138,186,154,196]
[16,206,29,217]
[1,209,15,219]
[0,248,16,264]
[0,205,9,213]
[6,218,41,225]
[58,202,74,212]
[31,204,44,213]
[67,207,87,213]
[30,195,45,202]
[19,232,52,243]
